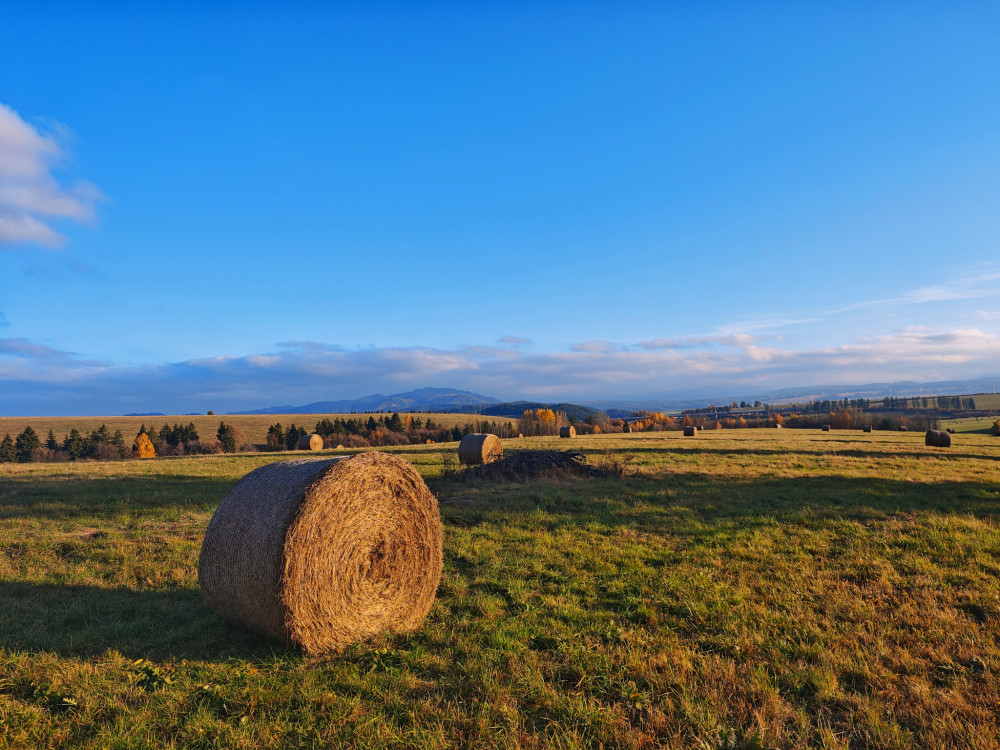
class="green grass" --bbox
[938,415,999,434]
[1,430,999,748]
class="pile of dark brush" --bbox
[452,449,611,482]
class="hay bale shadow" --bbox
[448,449,612,483]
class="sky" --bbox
[1,2,999,415]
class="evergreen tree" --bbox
[45,429,58,450]
[0,434,15,462]
[217,422,238,453]
[366,416,378,433]
[112,429,127,457]
[15,426,41,462]
[388,412,405,432]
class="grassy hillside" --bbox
[0,412,499,446]
[1,430,998,748]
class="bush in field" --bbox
[342,435,371,448]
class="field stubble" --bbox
[0,429,998,748]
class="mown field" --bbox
[0,413,497,446]
[1,429,998,749]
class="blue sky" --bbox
[2,2,999,415]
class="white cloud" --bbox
[974,310,1000,320]
[0,102,102,248]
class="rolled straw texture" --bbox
[925,430,951,448]
[458,433,503,465]
[198,452,442,653]
[298,433,324,451]
[559,426,576,438]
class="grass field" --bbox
[0,412,499,446]
[938,415,999,434]
[1,429,999,748]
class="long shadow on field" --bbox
[0,474,237,520]
[434,473,1000,533]
[0,581,290,660]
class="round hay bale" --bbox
[946,428,956,434]
[559,425,576,438]
[622,423,632,433]
[298,433,323,451]
[925,429,951,448]
[862,425,873,433]
[518,433,524,439]
[821,424,831,432]
[775,423,783,429]
[898,425,909,432]
[335,444,345,450]
[198,452,442,654]
[683,425,696,437]
[458,433,503,465]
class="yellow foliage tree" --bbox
[133,432,155,458]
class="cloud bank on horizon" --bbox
[4,325,1000,415]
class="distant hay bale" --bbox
[683,426,696,437]
[863,425,873,433]
[458,433,503,465]
[622,423,632,433]
[946,428,956,434]
[925,429,951,448]
[821,424,831,432]
[518,433,524,439]
[559,426,576,438]
[775,423,783,429]
[898,425,909,432]
[198,452,442,654]
[298,433,324,451]
[335,444,345,450]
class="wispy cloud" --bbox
[5,328,1000,415]
[830,270,1000,314]
[974,310,1000,321]
[0,102,102,248]
[498,335,531,345]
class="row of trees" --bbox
[263,415,518,451]
[0,424,131,463]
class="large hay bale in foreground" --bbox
[821,425,831,432]
[863,425,873,433]
[683,426,697,437]
[559,426,576,438]
[298,433,323,451]
[458,433,503,465]
[198,452,442,654]
[925,429,952,448]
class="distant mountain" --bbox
[229,387,501,415]
[752,375,1000,405]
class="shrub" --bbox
[0,434,14,463]
[342,435,371,448]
